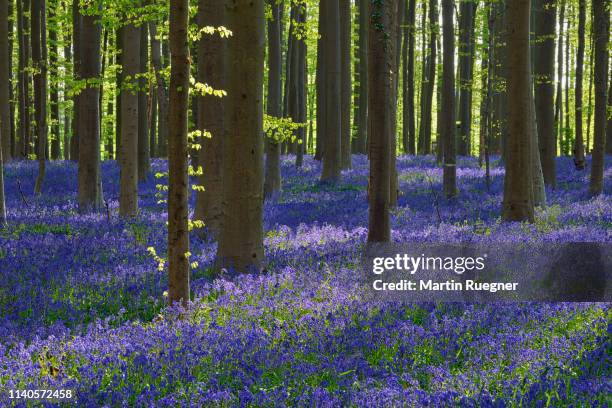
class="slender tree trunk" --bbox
[49,4,60,160]
[606,73,612,154]
[194,0,225,236]
[168,0,191,306]
[119,22,140,217]
[441,0,455,198]
[353,0,368,154]
[7,0,13,159]
[115,28,122,159]
[554,0,564,155]
[149,89,157,159]
[417,0,437,155]
[315,3,326,161]
[321,0,342,183]
[32,0,47,194]
[150,22,169,158]
[138,25,150,181]
[0,0,10,162]
[457,0,477,157]
[402,0,416,154]
[589,0,609,195]
[70,0,80,161]
[573,0,585,170]
[217,0,265,273]
[585,29,594,153]
[63,30,72,160]
[77,9,103,210]
[264,0,282,198]
[502,0,534,222]
[367,0,397,243]
[533,0,556,187]
[340,0,352,169]
[296,4,307,167]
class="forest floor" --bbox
[1,155,610,406]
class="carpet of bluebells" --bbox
[1,155,610,407]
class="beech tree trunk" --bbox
[48,4,60,160]
[32,0,47,194]
[138,25,150,181]
[573,0,585,170]
[418,0,437,155]
[555,1,564,154]
[340,0,351,169]
[217,0,265,273]
[533,0,556,187]
[321,0,342,183]
[78,9,104,211]
[457,0,477,157]
[367,0,397,243]
[0,0,10,162]
[296,4,307,167]
[119,22,140,217]
[167,0,191,306]
[150,22,169,158]
[606,74,612,154]
[441,0,455,198]
[264,0,282,198]
[314,3,325,161]
[402,0,416,154]
[194,0,225,236]
[589,0,609,195]
[502,0,534,222]
[353,0,368,154]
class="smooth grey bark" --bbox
[340,0,352,169]
[502,0,534,222]
[573,0,585,170]
[417,0,437,154]
[48,4,60,160]
[138,25,150,181]
[321,0,342,183]
[314,2,325,160]
[367,0,397,243]
[554,1,564,155]
[119,23,140,217]
[441,0,456,198]
[264,0,282,198]
[353,0,368,154]
[402,0,416,154]
[168,0,191,306]
[0,0,10,162]
[32,0,47,194]
[194,0,225,236]
[150,22,169,158]
[589,0,609,195]
[217,0,265,273]
[70,0,80,161]
[457,0,477,156]
[606,73,612,154]
[296,4,307,167]
[78,10,104,211]
[533,0,556,187]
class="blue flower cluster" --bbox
[0,155,610,406]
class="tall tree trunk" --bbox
[296,4,307,167]
[194,0,225,236]
[554,0,564,155]
[563,9,571,156]
[77,7,103,211]
[32,0,47,194]
[533,0,556,187]
[457,0,477,157]
[402,0,416,154]
[150,22,169,158]
[168,0,191,306]
[7,0,13,159]
[417,0,437,155]
[491,1,507,156]
[0,0,10,162]
[441,0,455,198]
[314,3,325,161]
[573,0,585,170]
[502,0,534,222]
[264,0,282,198]
[340,0,351,169]
[367,0,397,243]
[138,25,150,181]
[115,28,122,160]
[63,30,72,160]
[585,29,594,153]
[353,0,368,154]
[119,22,140,217]
[606,73,612,154]
[70,0,80,161]
[589,0,609,195]
[321,0,342,183]
[217,0,265,273]
[49,4,60,160]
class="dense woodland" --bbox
[0,0,610,405]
